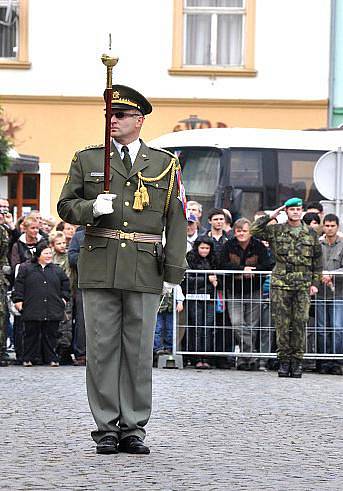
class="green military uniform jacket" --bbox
[250,215,322,290]
[57,140,187,294]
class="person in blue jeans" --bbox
[154,286,184,354]
[316,213,343,375]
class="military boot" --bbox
[278,361,290,377]
[290,359,303,378]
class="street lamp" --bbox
[178,114,210,130]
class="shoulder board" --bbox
[81,143,105,151]
[71,144,104,162]
[148,146,179,160]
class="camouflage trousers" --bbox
[271,287,311,362]
[57,299,73,352]
[0,289,6,358]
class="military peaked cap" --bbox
[104,84,152,115]
[284,197,303,207]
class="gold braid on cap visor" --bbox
[112,97,141,110]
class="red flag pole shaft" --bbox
[104,83,113,192]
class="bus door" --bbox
[169,147,227,223]
[227,148,277,219]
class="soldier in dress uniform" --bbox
[250,198,322,378]
[58,85,187,454]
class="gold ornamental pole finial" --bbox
[102,33,119,192]
[101,33,119,89]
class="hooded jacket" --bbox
[10,233,45,270]
[184,235,218,295]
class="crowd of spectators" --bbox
[1,198,342,375]
[0,202,86,368]
[154,200,343,374]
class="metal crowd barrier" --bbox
[173,270,343,361]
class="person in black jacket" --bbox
[10,216,46,270]
[219,218,273,369]
[183,235,218,368]
[13,241,70,366]
[10,216,47,364]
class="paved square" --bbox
[0,366,342,490]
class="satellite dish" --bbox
[313,150,343,200]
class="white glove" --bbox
[93,194,117,217]
[162,281,178,295]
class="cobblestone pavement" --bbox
[0,365,342,491]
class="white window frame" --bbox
[183,0,246,67]
[0,0,19,59]
[170,0,256,77]
[0,0,30,69]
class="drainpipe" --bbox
[328,0,336,128]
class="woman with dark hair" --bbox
[13,242,70,366]
[302,212,321,235]
[183,235,218,368]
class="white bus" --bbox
[149,128,343,221]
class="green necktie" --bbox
[122,145,132,175]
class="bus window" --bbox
[277,150,325,203]
[240,191,263,221]
[230,150,263,186]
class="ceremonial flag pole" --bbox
[101,34,118,192]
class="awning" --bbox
[8,153,40,173]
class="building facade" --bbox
[0,0,332,217]
[330,0,343,127]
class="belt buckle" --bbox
[119,231,135,241]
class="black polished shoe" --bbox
[96,436,118,454]
[118,436,150,455]
[290,360,303,378]
[278,361,290,377]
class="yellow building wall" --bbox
[1,95,328,219]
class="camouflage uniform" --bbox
[250,215,322,362]
[0,224,9,363]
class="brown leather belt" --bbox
[85,226,162,243]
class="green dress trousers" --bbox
[83,288,160,442]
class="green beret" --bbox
[284,197,303,208]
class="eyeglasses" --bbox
[111,111,142,120]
